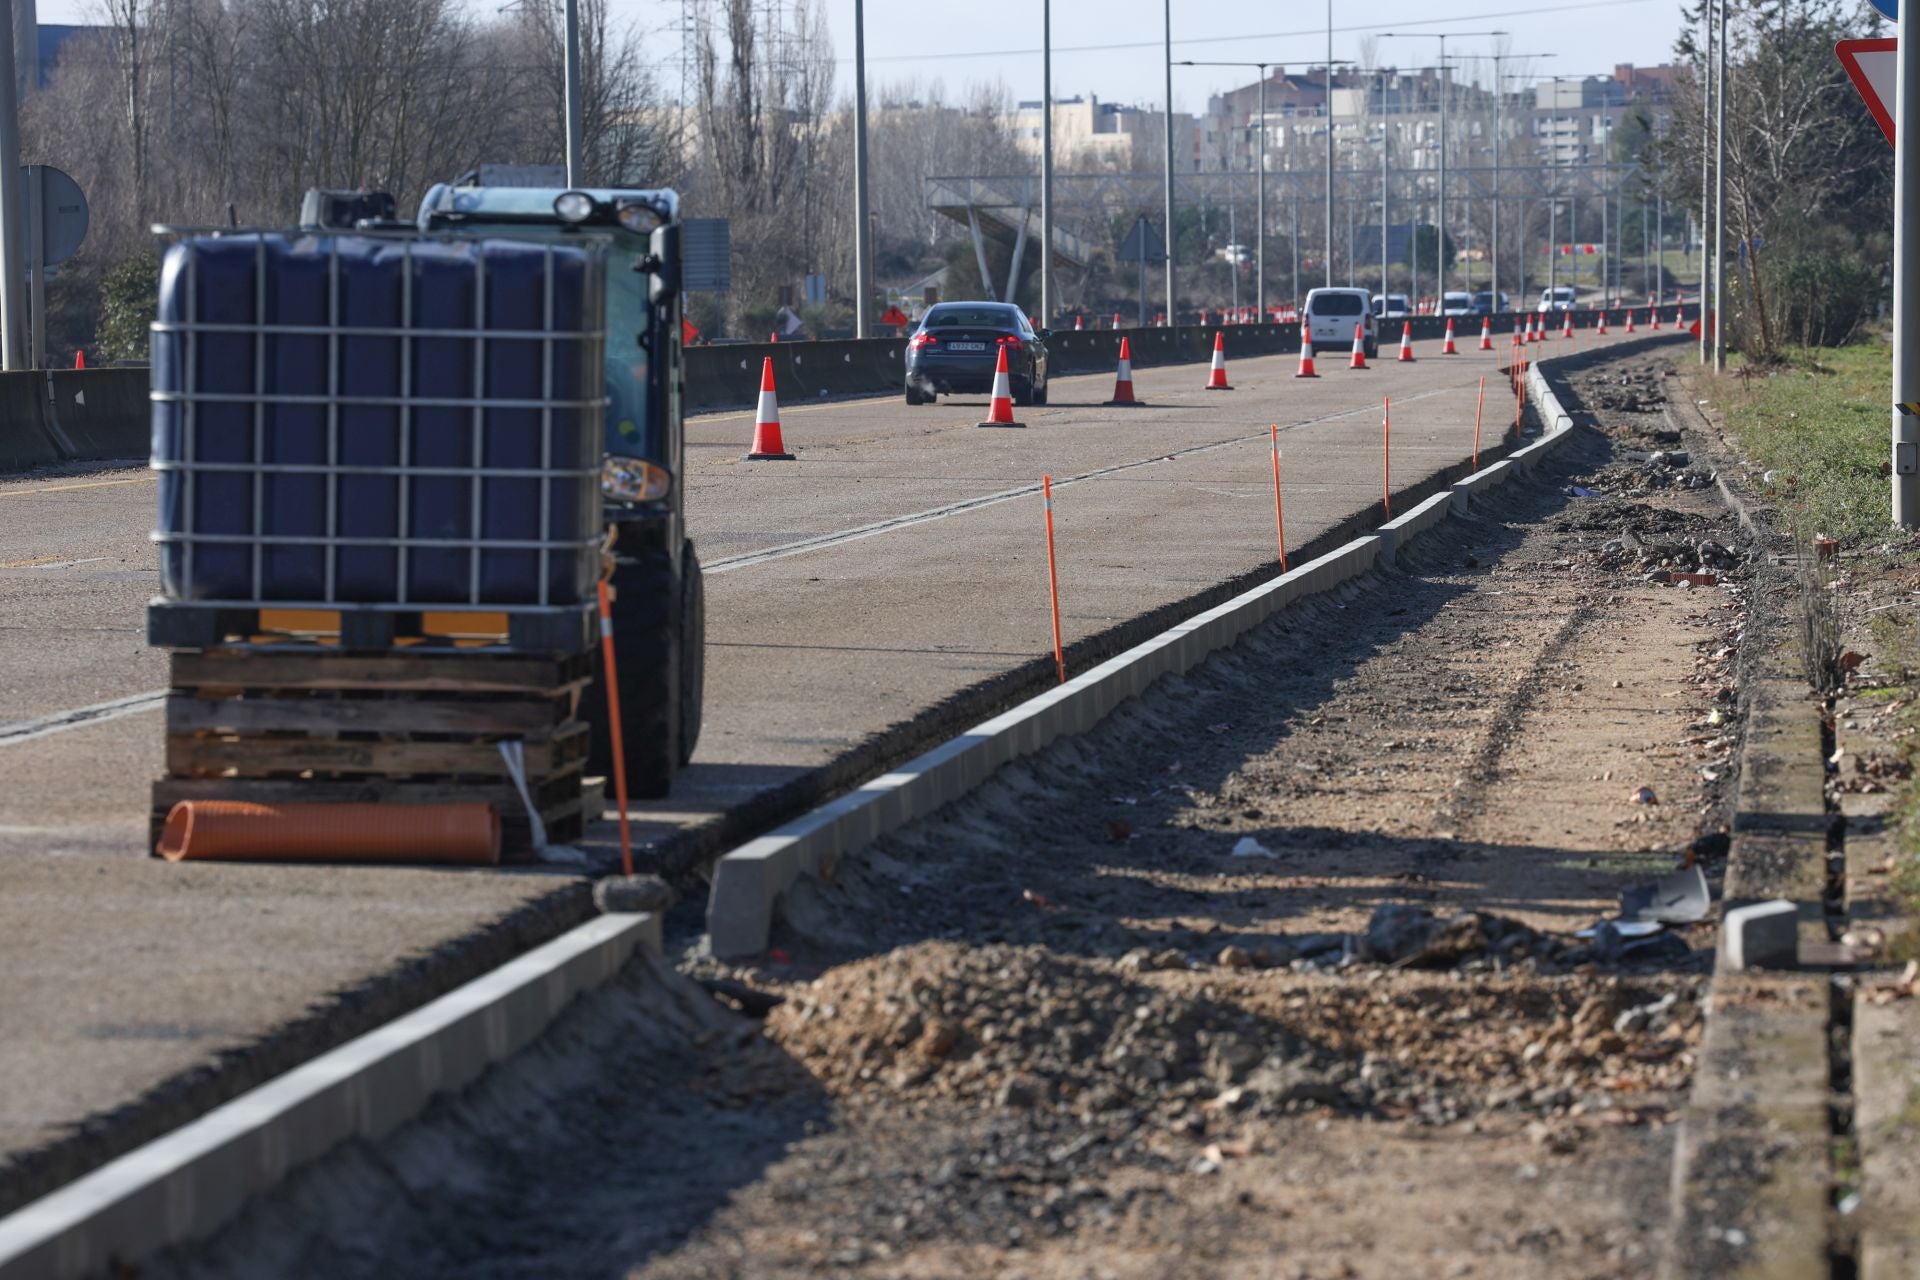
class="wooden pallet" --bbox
[150,649,593,858]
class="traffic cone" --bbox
[1074,314,1084,331]
[1478,316,1493,351]
[977,345,1025,428]
[1531,313,1543,344]
[744,357,796,460]
[1442,318,1458,355]
[1649,308,1661,331]
[1106,337,1145,405]
[1349,323,1370,370]
[1624,309,1635,334]
[1562,312,1574,340]
[1674,305,1684,328]
[1294,337,1320,378]
[1397,322,1415,363]
[1112,312,1121,328]
[73,350,85,369]
[1205,330,1234,390]
[1597,310,1609,336]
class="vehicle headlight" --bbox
[616,199,666,233]
[601,456,671,502]
[554,191,598,224]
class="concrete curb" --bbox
[705,351,1599,959]
[1655,369,1834,1280]
[0,912,662,1280]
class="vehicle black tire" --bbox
[1033,379,1048,406]
[678,542,704,768]
[583,544,679,801]
[1365,339,1378,361]
[904,384,926,405]
[1013,377,1034,407]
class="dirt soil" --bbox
[158,345,1755,1280]
[640,350,1752,1280]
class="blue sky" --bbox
[36,0,1822,108]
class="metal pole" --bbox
[27,162,42,369]
[1040,0,1052,327]
[1895,0,1919,525]
[0,0,25,372]
[1699,1,1712,365]
[1712,0,1727,372]
[1380,72,1388,298]
[1549,78,1562,302]
[1436,35,1447,300]
[1493,58,1502,305]
[1163,0,1176,325]
[1600,177,1609,308]
[562,0,583,185]
[1325,0,1334,287]
[1257,67,1267,318]
[852,0,871,338]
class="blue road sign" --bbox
[1872,0,1896,22]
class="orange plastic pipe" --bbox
[597,578,634,878]
[157,801,500,864]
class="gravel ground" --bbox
[161,346,1751,1280]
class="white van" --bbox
[1304,287,1377,359]
[1538,285,1577,312]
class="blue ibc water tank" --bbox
[153,232,601,610]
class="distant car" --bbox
[904,302,1050,406]
[1442,291,1475,317]
[1470,291,1512,315]
[1539,286,1577,312]
[1305,287,1377,359]
[1371,292,1411,319]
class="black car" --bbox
[905,302,1050,406]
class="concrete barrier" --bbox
[0,374,63,471]
[43,369,149,462]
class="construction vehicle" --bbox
[414,179,702,799]
[290,179,704,799]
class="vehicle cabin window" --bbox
[925,308,1017,330]
[1310,293,1364,316]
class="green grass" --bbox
[1705,340,1891,543]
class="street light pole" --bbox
[1325,0,1334,288]
[1040,0,1052,327]
[1712,0,1727,371]
[1699,0,1712,365]
[1164,0,1176,325]
[852,0,871,338]
[562,0,582,186]
[1380,69,1389,299]
[1896,0,1919,523]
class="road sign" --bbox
[1838,37,1898,145]
[1116,216,1166,264]
[1873,0,1897,21]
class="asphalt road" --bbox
[0,328,1608,1207]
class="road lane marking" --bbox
[0,690,167,745]
[0,555,64,568]
[0,476,153,498]
[704,383,1470,575]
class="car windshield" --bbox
[1445,293,1472,306]
[431,220,652,460]
[1311,293,1364,316]
[924,307,1019,330]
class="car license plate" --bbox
[950,341,986,351]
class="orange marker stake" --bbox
[1270,423,1288,570]
[1383,397,1392,521]
[596,578,634,878]
[1473,375,1486,471]
[1043,474,1065,685]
